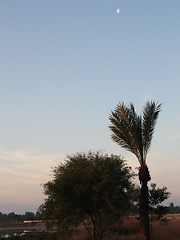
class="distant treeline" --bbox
[0,211,42,222]
[168,203,180,214]
[0,203,179,222]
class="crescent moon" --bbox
[116,9,120,14]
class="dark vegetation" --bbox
[1,203,179,223]
[38,150,173,240]
[1,100,179,240]
[109,101,162,240]
[0,211,42,222]
[40,151,135,240]
[168,202,180,214]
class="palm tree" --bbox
[109,101,161,240]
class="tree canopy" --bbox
[109,101,161,164]
[40,151,134,240]
[149,183,170,221]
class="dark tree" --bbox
[149,183,170,221]
[40,151,134,240]
[109,101,161,240]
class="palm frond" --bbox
[127,103,143,161]
[109,101,162,164]
[142,101,162,159]
[109,103,143,163]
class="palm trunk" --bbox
[91,216,96,240]
[139,180,150,240]
[139,164,151,240]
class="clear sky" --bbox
[0,0,180,213]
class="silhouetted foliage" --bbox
[149,183,170,221]
[0,211,42,223]
[129,183,170,219]
[40,151,134,240]
[109,100,162,240]
[168,203,180,214]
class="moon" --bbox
[116,8,120,14]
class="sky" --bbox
[0,0,180,214]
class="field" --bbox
[71,214,180,240]
[1,214,180,239]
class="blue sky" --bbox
[0,0,180,213]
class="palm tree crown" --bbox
[109,101,161,165]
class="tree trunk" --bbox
[91,217,96,240]
[139,164,151,240]
[91,214,103,240]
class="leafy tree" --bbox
[129,183,170,218]
[0,211,41,222]
[109,100,161,240]
[168,202,180,214]
[169,202,175,212]
[149,183,170,221]
[35,210,43,220]
[40,151,134,240]
[23,212,35,220]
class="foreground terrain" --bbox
[0,214,180,240]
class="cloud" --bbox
[0,148,66,206]
[0,149,65,175]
